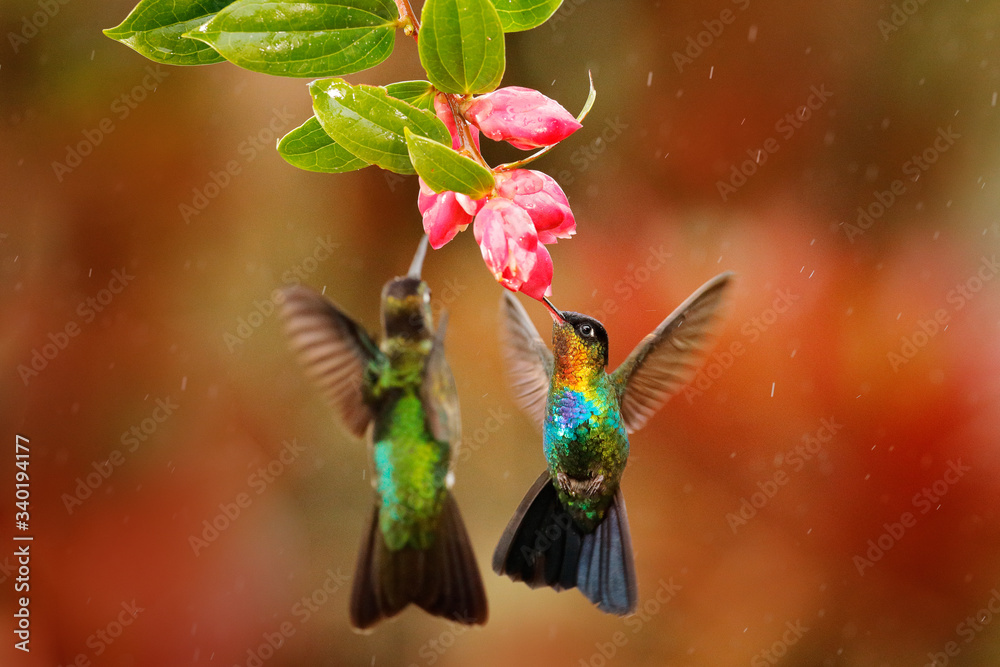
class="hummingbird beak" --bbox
[407,234,430,279]
[541,296,565,322]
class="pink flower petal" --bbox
[418,178,474,249]
[494,170,576,244]
[474,200,532,284]
[519,243,553,299]
[473,199,553,298]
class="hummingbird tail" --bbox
[349,492,488,631]
[492,471,637,615]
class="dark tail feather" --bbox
[349,493,488,631]
[493,472,637,615]
[577,487,637,615]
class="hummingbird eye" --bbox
[579,323,594,337]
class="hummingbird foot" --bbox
[556,472,571,494]
[583,474,605,497]
[556,472,605,498]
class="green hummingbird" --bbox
[278,236,487,630]
[493,272,732,614]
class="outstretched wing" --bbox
[611,272,733,433]
[421,310,461,455]
[499,291,554,428]
[277,285,381,438]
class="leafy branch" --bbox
[105,0,590,299]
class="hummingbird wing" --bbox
[611,272,733,433]
[421,310,461,451]
[499,291,554,428]
[278,285,382,438]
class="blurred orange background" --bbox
[3,1,1000,665]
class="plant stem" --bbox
[445,95,492,173]
[394,0,419,36]
[495,145,554,172]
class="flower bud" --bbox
[465,87,582,150]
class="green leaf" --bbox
[279,83,435,173]
[385,81,436,113]
[186,0,398,78]
[277,117,369,173]
[418,0,505,94]
[404,128,495,198]
[311,79,451,174]
[104,0,233,66]
[489,0,563,32]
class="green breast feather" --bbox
[372,391,450,551]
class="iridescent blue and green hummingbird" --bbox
[493,272,732,614]
[278,236,487,630]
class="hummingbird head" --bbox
[553,311,609,372]
[381,277,433,340]
[380,235,433,340]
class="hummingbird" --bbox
[278,235,487,630]
[493,272,732,614]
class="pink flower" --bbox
[473,199,553,299]
[417,179,483,249]
[494,170,575,244]
[434,94,480,152]
[415,92,576,300]
[464,87,581,150]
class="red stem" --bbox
[445,95,491,172]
